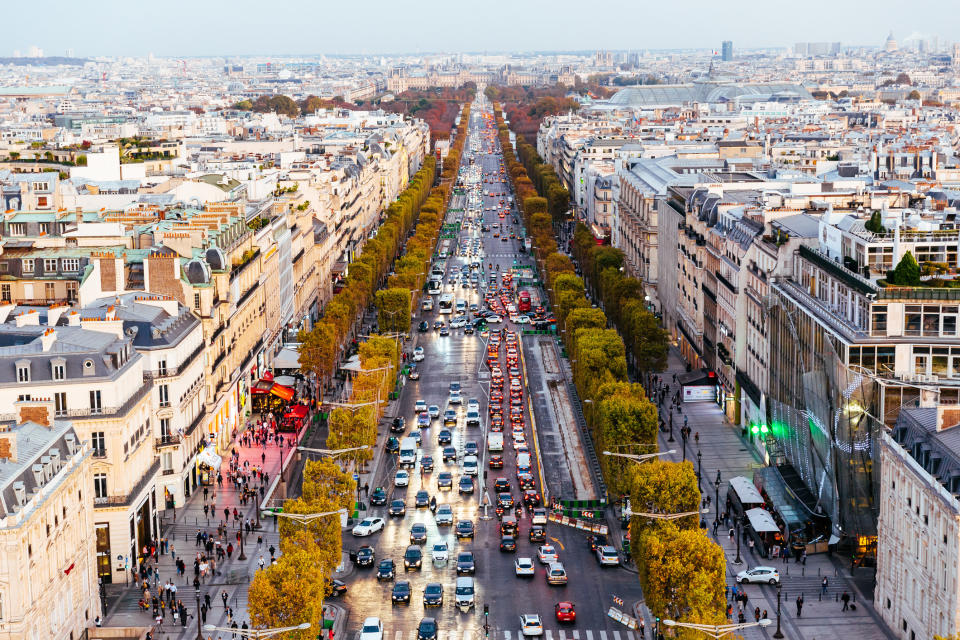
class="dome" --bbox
[184,259,211,284]
[204,247,227,271]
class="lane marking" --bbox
[572,632,580,640]
[548,536,565,551]
[613,631,621,640]
[585,632,593,640]
[599,632,608,640]
[545,631,554,640]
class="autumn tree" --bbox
[628,459,700,533]
[375,288,412,334]
[248,546,325,640]
[594,382,661,496]
[298,322,338,404]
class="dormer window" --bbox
[15,360,30,383]
[51,358,66,381]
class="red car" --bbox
[488,455,504,468]
[555,602,576,623]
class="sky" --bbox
[10,0,960,58]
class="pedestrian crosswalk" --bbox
[386,629,641,640]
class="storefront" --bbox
[197,446,222,486]
[677,368,717,403]
[743,507,783,559]
[755,467,831,555]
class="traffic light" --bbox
[484,604,489,616]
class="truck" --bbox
[398,437,418,468]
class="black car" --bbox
[458,476,474,494]
[392,581,412,605]
[415,490,431,508]
[418,321,430,332]
[417,617,438,640]
[499,535,517,552]
[377,559,395,581]
[423,582,444,607]
[386,437,400,454]
[391,416,406,433]
[421,455,434,472]
[456,551,476,575]
[404,545,423,571]
[464,441,479,456]
[356,546,375,567]
[523,489,541,507]
[410,523,428,545]
[493,478,511,493]
[326,578,347,597]
[529,526,546,543]
[370,487,388,506]
[587,534,609,552]
[455,520,475,539]
[517,473,536,490]
[497,492,514,509]
[464,325,475,335]
[442,446,458,462]
[389,499,406,517]
[437,472,453,490]
[437,430,452,445]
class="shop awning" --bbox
[251,379,274,395]
[745,507,780,533]
[197,446,222,470]
[341,355,363,373]
[270,384,295,401]
[274,375,297,387]
[285,404,309,419]
[273,347,301,371]
[729,476,765,506]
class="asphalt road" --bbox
[339,99,644,640]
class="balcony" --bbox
[155,435,182,449]
[66,379,154,420]
[184,408,207,438]
[94,459,160,509]
[143,342,204,379]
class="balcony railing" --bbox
[94,459,160,508]
[143,342,204,379]
[184,408,207,438]
[65,379,154,420]
[155,435,182,449]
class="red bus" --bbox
[518,291,531,313]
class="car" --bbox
[586,534,608,552]
[370,487,387,506]
[515,315,531,324]
[432,541,449,563]
[444,410,458,427]
[449,381,461,393]
[520,614,544,637]
[595,545,620,566]
[489,454,504,468]
[415,399,427,413]
[421,455,434,472]
[458,476,474,494]
[392,581,412,605]
[435,504,453,525]
[388,499,406,517]
[555,602,576,623]
[449,390,462,404]
[486,314,503,323]
[456,551,476,575]
[531,507,547,525]
[423,582,444,607]
[500,534,518,552]
[418,321,430,332]
[523,490,541,507]
[434,320,445,330]
[415,490,431,508]
[450,317,466,329]
[386,437,400,454]
[376,559,396,581]
[428,405,441,419]
[395,470,410,487]
[360,617,384,640]
[327,578,347,597]
[493,478,511,493]
[529,526,546,543]
[537,545,558,565]
[439,326,450,336]
[442,446,458,462]
[417,412,430,428]
[437,472,453,490]
[352,517,385,537]
[403,545,423,571]
[546,562,568,585]
[467,398,480,413]
[413,347,425,362]
[410,523,428,545]
[437,429,452,445]
[355,546,375,567]
[417,618,438,640]
[409,430,422,446]
[391,416,406,433]
[518,473,536,490]
[464,440,479,456]
[455,520,475,539]
[464,325,475,335]
[735,566,781,585]
[514,556,536,577]
[409,366,420,380]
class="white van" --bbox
[516,452,531,474]
[463,455,479,476]
[487,432,504,452]
[398,437,418,468]
[422,298,434,311]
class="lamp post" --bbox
[662,618,771,639]
[697,450,702,485]
[634,508,708,521]
[195,592,203,640]
[773,582,784,638]
[204,622,311,639]
[237,518,246,561]
[714,474,721,527]
[602,450,676,464]
[266,508,346,525]
[733,517,743,566]
[681,428,688,462]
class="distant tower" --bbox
[885,31,898,53]
[721,41,734,61]
[953,43,960,67]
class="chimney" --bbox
[40,328,56,351]
[15,398,54,428]
[66,310,81,326]
[47,303,67,327]
[0,425,17,463]
[15,310,40,327]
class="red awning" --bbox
[270,384,295,401]
[251,380,274,395]
[285,404,308,419]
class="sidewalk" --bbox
[630,346,894,640]
[102,424,298,639]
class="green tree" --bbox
[890,250,921,286]
[301,458,356,512]
[595,383,660,495]
[233,99,253,111]
[864,210,884,234]
[375,288,412,334]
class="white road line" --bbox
[627,632,638,640]
[558,631,566,640]
[585,631,593,640]
[572,631,580,640]
[503,631,511,640]
[545,631,554,640]
[599,631,608,640]
[613,631,621,640]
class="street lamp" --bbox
[733,517,743,566]
[662,619,770,639]
[697,450,702,485]
[602,450,675,464]
[714,473,721,527]
[634,508,709,520]
[204,622,311,639]
[267,508,347,525]
[681,428,688,462]
[298,445,370,457]
[773,582,784,639]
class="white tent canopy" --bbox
[342,355,363,372]
[273,347,301,370]
[745,507,780,533]
[197,446,222,470]
[729,475,765,506]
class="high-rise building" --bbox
[721,41,734,61]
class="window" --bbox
[66,282,78,302]
[93,474,107,499]
[157,359,167,376]
[38,223,50,235]
[31,181,49,192]
[159,417,171,438]
[61,259,79,273]
[194,293,201,310]
[36,197,48,209]
[9,224,26,237]
[16,395,30,402]
[44,283,55,299]
[158,384,170,408]
[52,362,65,381]
[0,285,9,303]
[43,259,57,273]
[54,392,67,417]
[91,432,105,456]
[16,363,29,383]
[21,258,34,273]
[89,390,102,414]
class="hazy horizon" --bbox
[10,0,960,58]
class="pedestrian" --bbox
[729,527,735,542]
[694,431,699,445]
[796,595,803,617]
[221,590,228,608]
[762,610,768,622]
[258,555,265,570]
[841,591,850,611]
[226,543,233,559]
[223,507,229,522]
[638,618,645,638]
[204,486,209,501]
[822,576,829,595]
[753,607,760,623]
[747,538,755,553]
[261,452,266,465]
[257,535,263,549]
[268,545,275,559]
[712,520,719,536]
[170,544,176,563]
[205,593,211,609]
[801,549,807,565]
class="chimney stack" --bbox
[15,398,54,428]
[0,424,16,463]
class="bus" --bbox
[438,293,455,314]
[518,291,531,313]
[427,279,443,296]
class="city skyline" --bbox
[9,0,960,57]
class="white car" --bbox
[450,316,467,328]
[428,405,441,419]
[413,347,425,362]
[360,617,383,640]
[467,398,480,413]
[515,315,531,324]
[352,517,385,537]
[520,614,544,637]
[596,545,619,566]
[415,400,428,413]
[394,470,410,487]
[435,504,454,525]
[449,390,463,405]
[432,541,449,563]
[509,314,521,323]
[514,557,535,577]
[537,545,558,565]
[486,314,503,323]
[736,566,781,585]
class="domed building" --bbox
[885,31,898,53]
